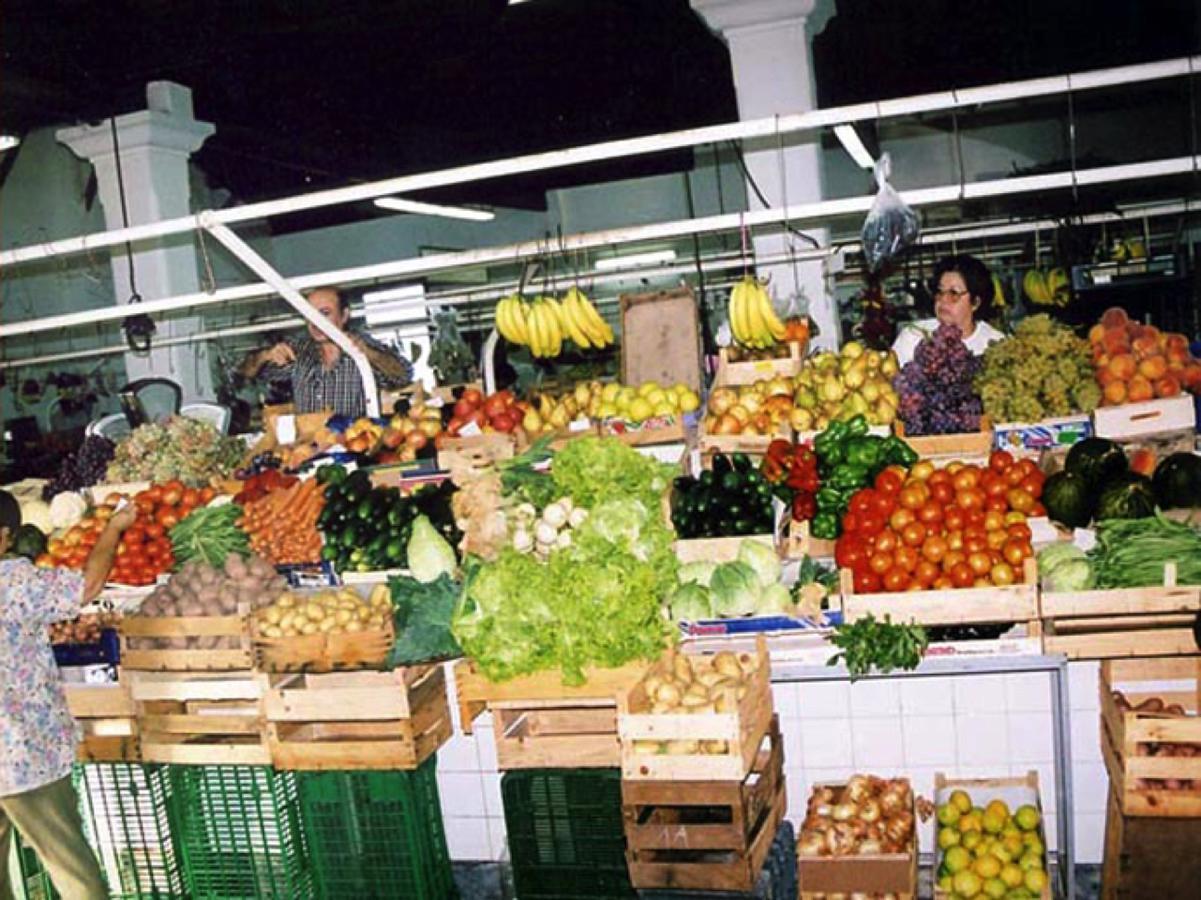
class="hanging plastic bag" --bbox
[428,307,477,385]
[861,153,920,272]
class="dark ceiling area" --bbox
[2,0,1199,235]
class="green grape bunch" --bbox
[973,314,1100,423]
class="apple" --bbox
[461,387,484,408]
[382,429,405,449]
[454,398,477,420]
[483,391,513,419]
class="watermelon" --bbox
[1095,472,1157,521]
[1065,438,1128,490]
[1042,470,1094,528]
[1151,453,1201,510]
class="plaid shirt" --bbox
[262,328,412,418]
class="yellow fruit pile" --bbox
[792,342,900,431]
[523,379,701,434]
[936,790,1048,900]
[728,276,786,348]
[495,288,614,358]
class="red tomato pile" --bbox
[834,451,1044,594]
[108,481,216,585]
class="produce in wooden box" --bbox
[1110,690,1200,791]
[792,343,900,431]
[935,790,1047,898]
[169,504,250,568]
[894,324,983,436]
[1088,306,1201,403]
[670,452,774,539]
[444,388,522,437]
[797,775,915,857]
[238,477,326,565]
[705,379,796,438]
[254,584,391,638]
[531,379,699,431]
[628,650,759,756]
[379,401,443,462]
[49,612,119,646]
[835,451,1039,594]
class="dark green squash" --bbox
[12,524,47,560]
[1151,452,1201,510]
[1065,437,1128,490]
[1042,470,1094,528]
[1095,472,1157,521]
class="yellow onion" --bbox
[856,839,883,855]
[859,799,882,823]
[844,775,872,804]
[797,831,826,857]
[831,802,857,822]
[883,810,914,847]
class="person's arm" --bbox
[239,341,297,379]
[82,505,138,602]
[350,334,413,386]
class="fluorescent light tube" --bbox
[834,124,875,169]
[594,249,677,271]
[374,197,495,221]
[0,135,20,152]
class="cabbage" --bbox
[49,491,88,531]
[756,583,793,615]
[1039,543,1095,592]
[408,515,457,582]
[737,539,781,588]
[710,561,760,617]
[669,583,713,621]
[678,561,717,588]
[18,498,52,534]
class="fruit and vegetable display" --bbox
[667,539,791,620]
[935,790,1048,899]
[792,343,900,431]
[444,388,523,437]
[232,468,297,505]
[835,451,1040,594]
[494,287,615,358]
[42,435,116,499]
[1109,690,1200,791]
[974,314,1100,422]
[797,775,915,858]
[106,416,244,486]
[254,584,392,639]
[238,477,326,565]
[894,324,984,435]
[170,504,249,568]
[810,417,918,540]
[507,496,589,561]
[1088,306,1201,404]
[762,440,820,523]
[671,453,774,539]
[378,401,444,462]
[1041,437,1163,529]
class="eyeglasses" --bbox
[933,287,971,300]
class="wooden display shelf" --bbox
[598,417,688,447]
[263,665,451,771]
[714,342,805,387]
[1040,564,1201,660]
[893,419,993,460]
[1101,785,1201,898]
[836,558,1039,628]
[119,608,253,672]
[697,425,792,459]
[253,623,393,674]
[619,636,773,782]
[493,700,620,770]
[452,658,649,735]
[673,532,776,565]
[65,683,139,763]
[1100,657,1201,817]
[622,716,785,893]
[125,669,270,766]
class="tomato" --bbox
[917,501,944,526]
[933,575,954,590]
[1006,522,1033,542]
[929,481,955,505]
[986,529,1008,551]
[849,490,877,516]
[155,507,181,529]
[889,508,915,532]
[952,466,981,492]
[145,522,165,539]
[988,561,1016,586]
[177,502,196,520]
[985,495,1009,514]
[909,461,935,482]
[944,507,966,531]
[946,530,964,552]
[981,510,1004,532]
[1004,465,1027,487]
[898,486,924,511]
[873,529,900,554]
[927,469,952,488]
[835,534,869,571]
[1006,488,1035,514]
[868,551,894,576]
[858,512,886,537]
[989,450,1015,473]
[853,569,882,594]
[950,562,976,588]
[199,486,217,504]
[980,472,1009,498]
[1002,539,1030,567]
[870,491,896,518]
[901,521,927,547]
[160,486,183,507]
[965,509,987,529]
[1019,473,1045,500]
[181,487,201,507]
[874,468,904,496]
[955,488,985,512]
[921,535,949,563]
[1030,502,1046,517]
[882,567,911,592]
[914,559,940,587]
[894,545,919,573]
[841,512,862,534]
[1013,458,1038,479]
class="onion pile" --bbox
[798,775,914,861]
[1113,690,1200,790]
[49,612,119,646]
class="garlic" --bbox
[568,507,588,529]
[555,530,573,550]
[541,501,568,529]
[512,528,534,553]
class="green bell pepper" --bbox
[828,463,869,491]
[814,421,849,460]
[810,511,841,540]
[883,436,919,468]
[845,414,870,438]
[816,485,846,512]
[846,436,885,470]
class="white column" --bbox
[58,82,216,401]
[692,0,841,349]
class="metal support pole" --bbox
[202,217,380,418]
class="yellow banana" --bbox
[991,274,1006,310]
[560,291,594,349]
[511,297,531,344]
[1023,269,1052,306]
[756,283,786,342]
[495,296,514,342]
[570,287,610,347]
[1047,268,1070,307]
[544,297,566,357]
[528,302,546,357]
[729,279,749,344]
[497,296,525,345]
[742,281,767,348]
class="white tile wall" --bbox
[437,669,1111,865]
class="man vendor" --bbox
[239,287,413,419]
[0,490,137,900]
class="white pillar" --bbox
[58,82,216,401]
[692,0,841,349]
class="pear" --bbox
[820,377,846,403]
[523,409,544,434]
[794,387,818,410]
[789,407,814,432]
[764,377,791,397]
[881,354,900,378]
[861,380,881,403]
[865,351,882,370]
[841,340,865,360]
[843,358,868,390]
[548,406,571,429]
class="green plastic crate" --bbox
[75,762,187,899]
[169,765,314,899]
[501,768,636,900]
[296,757,454,900]
[13,831,59,900]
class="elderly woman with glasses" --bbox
[891,254,1005,367]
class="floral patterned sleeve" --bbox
[1,559,85,627]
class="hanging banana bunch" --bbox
[728,275,785,349]
[991,273,1007,310]
[1022,267,1071,308]
[494,288,613,359]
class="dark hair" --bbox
[931,254,993,319]
[0,490,20,536]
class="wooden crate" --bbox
[1093,395,1196,441]
[798,780,916,898]
[263,665,450,771]
[933,770,1052,900]
[493,700,620,770]
[1100,657,1201,817]
[126,669,270,766]
[780,518,837,560]
[65,683,139,763]
[1041,565,1201,660]
[892,419,993,460]
[620,288,703,394]
[714,342,805,387]
[452,658,649,734]
[836,558,1039,628]
[619,636,773,782]
[119,609,253,671]
[436,432,516,471]
[599,416,688,447]
[1101,785,1201,898]
[622,716,785,892]
[673,532,776,565]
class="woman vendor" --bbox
[892,254,1004,367]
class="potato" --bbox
[701,740,728,755]
[334,609,353,626]
[300,621,319,636]
[655,683,682,706]
[305,603,326,622]
[182,601,205,617]
[345,619,364,633]
[673,655,694,684]
[276,594,296,610]
[713,652,742,679]
[319,618,338,633]
[681,693,709,708]
[643,675,664,699]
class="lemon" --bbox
[944,845,971,874]
[973,855,1001,879]
[637,380,660,397]
[952,870,982,898]
[597,403,618,419]
[1001,863,1024,888]
[679,392,700,413]
[1014,805,1041,832]
[1024,868,1048,893]
[938,827,961,850]
[643,388,667,407]
[949,790,973,814]
[652,402,676,418]
[601,383,621,402]
[627,398,654,422]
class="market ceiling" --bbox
[1,0,1198,233]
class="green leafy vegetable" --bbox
[386,573,462,667]
[169,504,249,568]
[678,561,717,587]
[1088,514,1201,588]
[498,436,557,508]
[827,614,928,679]
[551,437,673,510]
[668,582,714,621]
[408,515,457,582]
[738,539,781,587]
[1037,543,1095,592]
[709,561,761,617]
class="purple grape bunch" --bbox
[895,324,983,435]
[43,435,116,499]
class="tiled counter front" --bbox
[436,661,1110,864]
